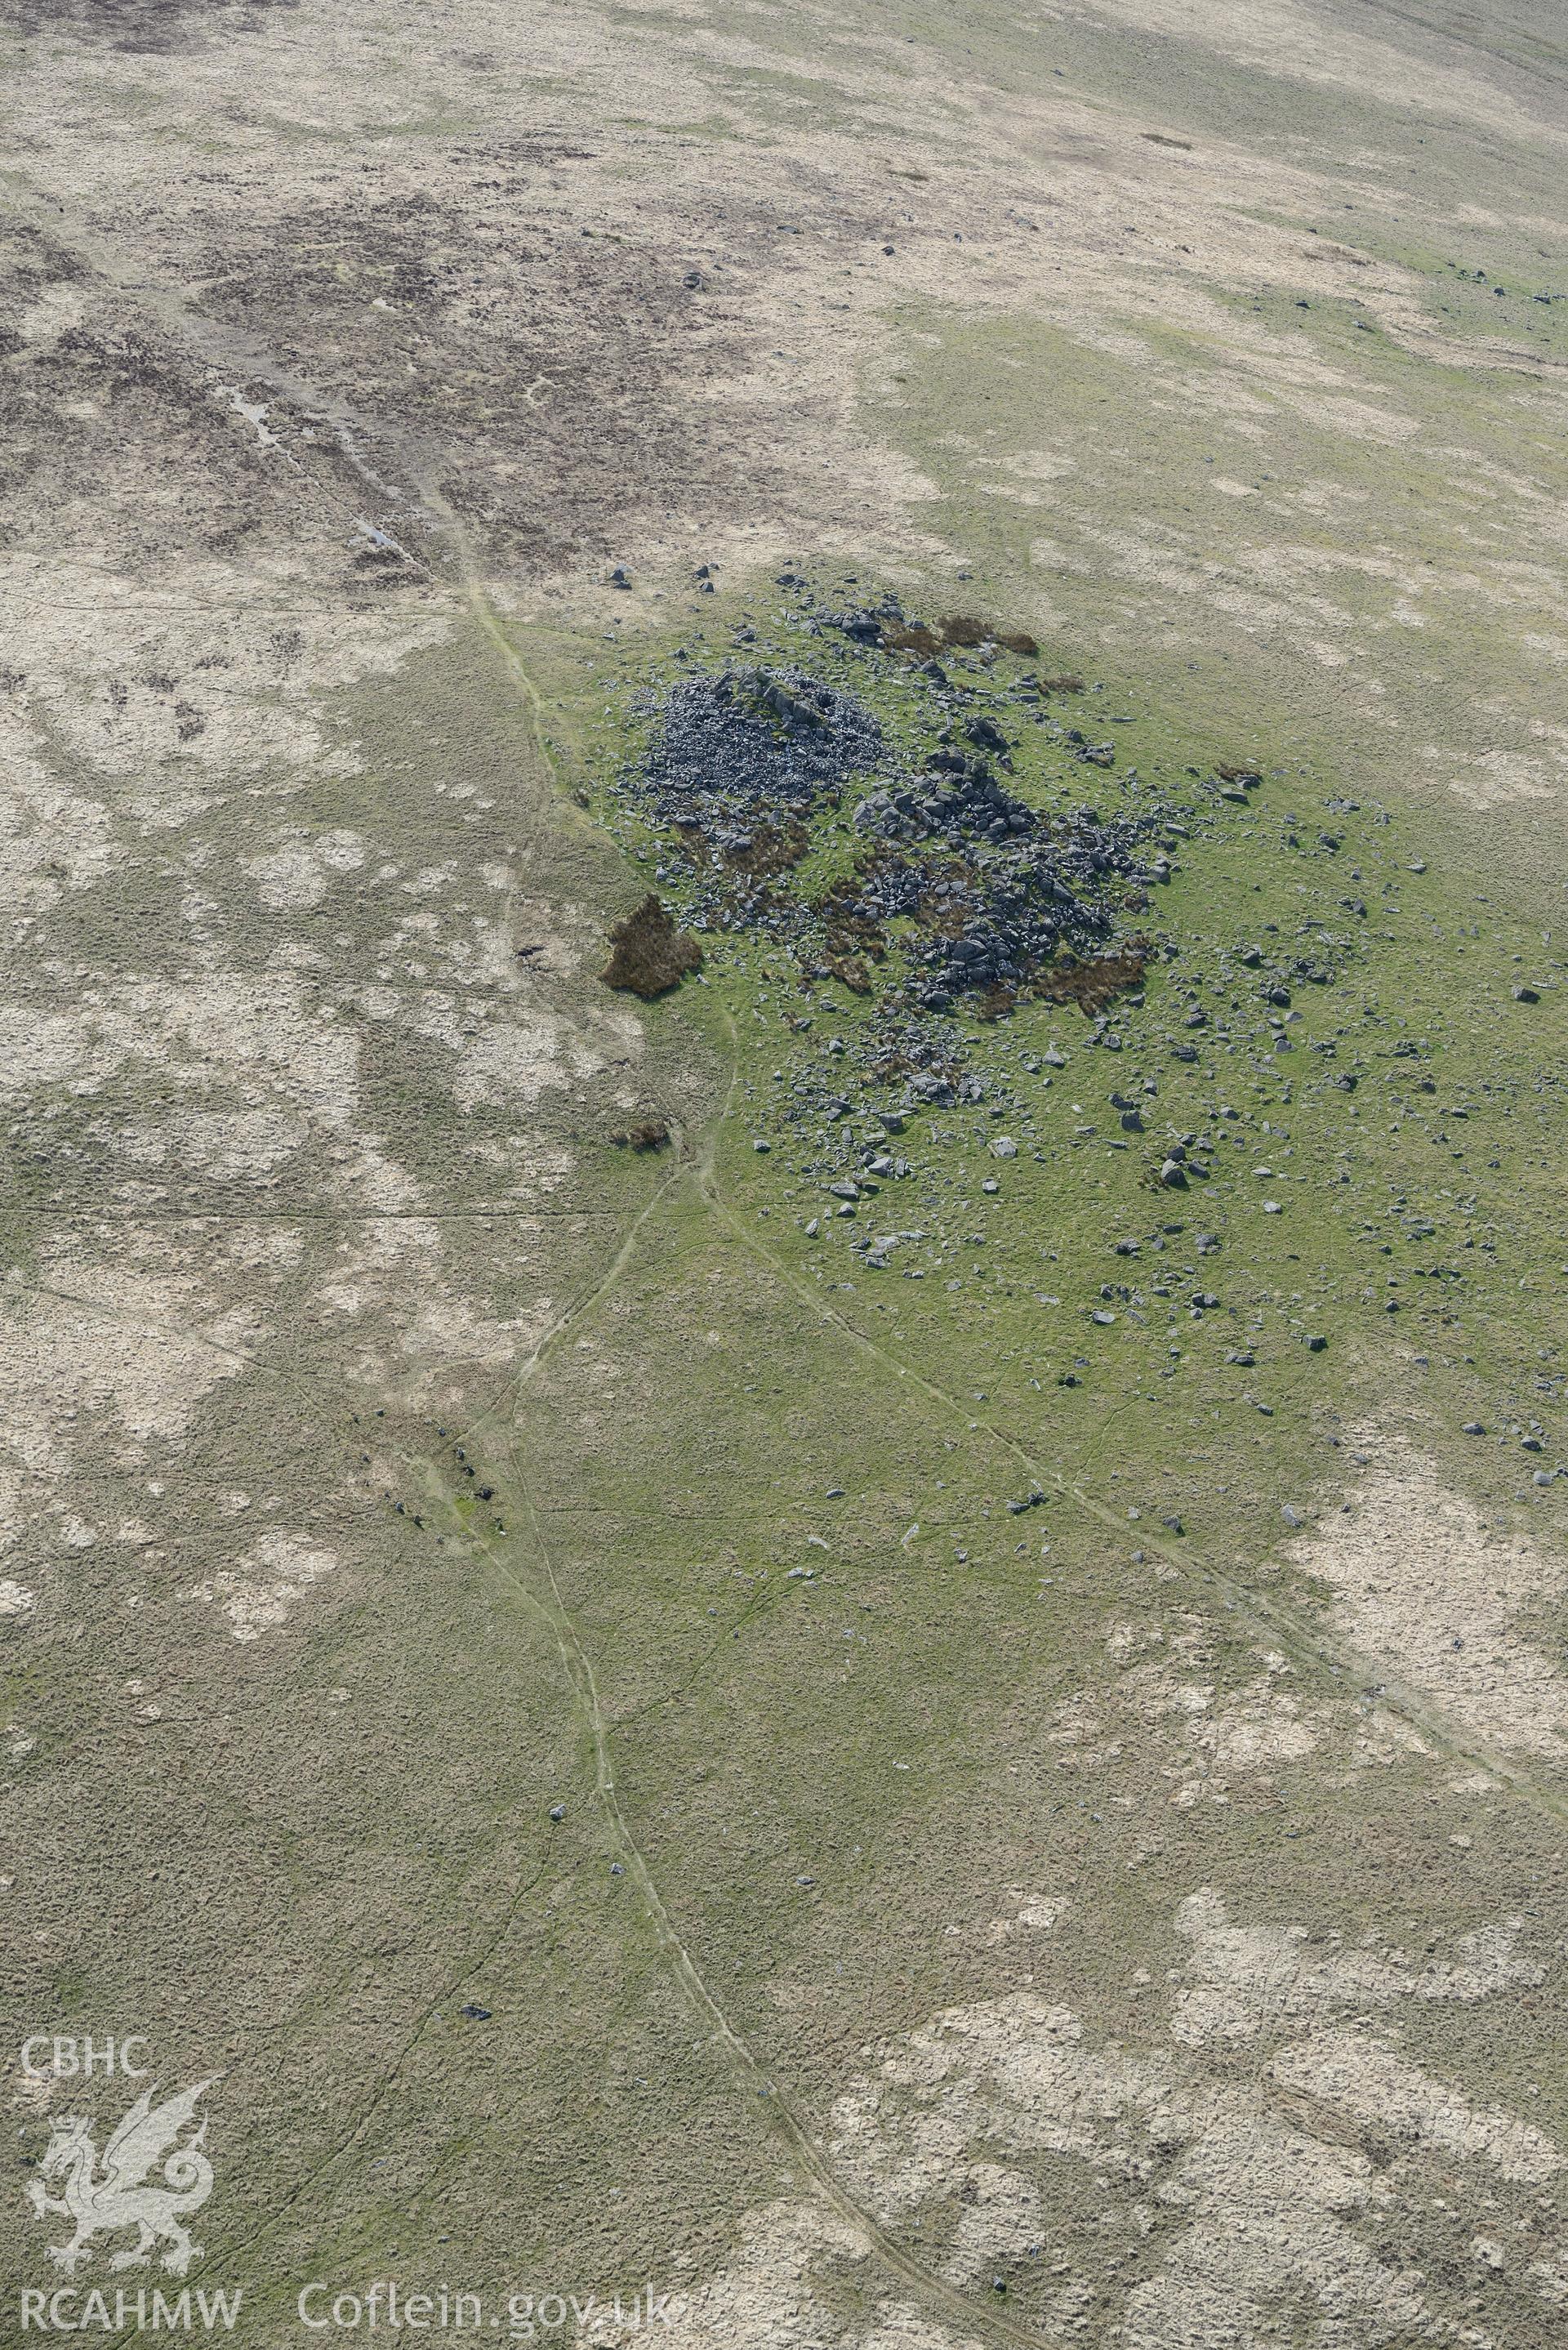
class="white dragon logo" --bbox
[26,2079,216,2276]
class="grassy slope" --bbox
[96,558,1554,2330]
[234,2,1568,2330]
[333,550,1567,2325]
[13,4,1568,2339]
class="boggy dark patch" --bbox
[2,0,298,51]
[170,167,782,570]
[0,220,404,578]
[600,895,702,999]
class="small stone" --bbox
[1160,1160,1188,1188]
[991,1136,1018,1158]
[753,1138,771,1153]
[549,1804,567,1822]
[1512,984,1540,1003]
[1462,1421,1484,1435]
[982,1177,1000,1194]
[1262,1199,1281,1214]
[1304,1333,1327,1351]
[804,1218,819,1237]
[1281,1505,1304,1528]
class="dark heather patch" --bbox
[601,896,703,999]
